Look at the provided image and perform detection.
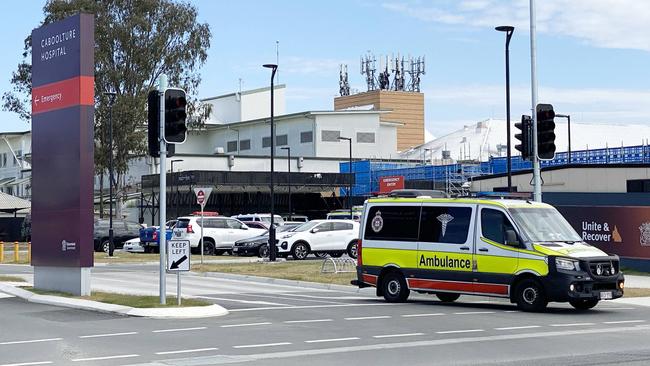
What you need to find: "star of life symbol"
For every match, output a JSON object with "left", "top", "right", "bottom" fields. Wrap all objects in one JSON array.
[
  {"left": 437, "top": 214, "right": 454, "bottom": 237},
  {"left": 640, "top": 222, "right": 650, "bottom": 247},
  {"left": 371, "top": 211, "right": 384, "bottom": 233}
]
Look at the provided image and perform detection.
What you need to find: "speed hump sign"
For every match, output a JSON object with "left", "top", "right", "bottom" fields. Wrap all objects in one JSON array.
[
  {"left": 167, "top": 240, "right": 190, "bottom": 271},
  {"left": 193, "top": 187, "right": 213, "bottom": 208}
]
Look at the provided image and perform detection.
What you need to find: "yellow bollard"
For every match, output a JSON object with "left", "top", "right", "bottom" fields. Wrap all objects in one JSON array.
[
  {"left": 0, "top": 241, "right": 3, "bottom": 263},
  {"left": 28, "top": 242, "right": 31, "bottom": 262},
  {"left": 14, "top": 242, "right": 19, "bottom": 262}
]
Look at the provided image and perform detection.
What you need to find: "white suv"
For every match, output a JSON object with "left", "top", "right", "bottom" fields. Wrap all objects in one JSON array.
[
  {"left": 174, "top": 216, "right": 266, "bottom": 255},
  {"left": 232, "top": 213, "right": 285, "bottom": 227},
  {"left": 275, "top": 219, "right": 360, "bottom": 260}
]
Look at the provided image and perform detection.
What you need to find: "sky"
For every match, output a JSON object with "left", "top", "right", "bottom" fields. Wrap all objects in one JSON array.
[{"left": 2, "top": 0, "right": 649, "bottom": 140}]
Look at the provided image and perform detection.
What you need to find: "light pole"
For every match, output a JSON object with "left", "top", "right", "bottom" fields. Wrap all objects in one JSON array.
[
  {"left": 555, "top": 114, "right": 571, "bottom": 163},
  {"left": 171, "top": 159, "right": 183, "bottom": 219},
  {"left": 338, "top": 136, "right": 353, "bottom": 218},
  {"left": 263, "top": 63, "right": 278, "bottom": 261},
  {"left": 280, "top": 147, "right": 291, "bottom": 221},
  {"left": 496, "top": 25, "right": 515, "bottom": 192},
  {"left": 104, "top": 91, "right": 116, "bottom": 257}
]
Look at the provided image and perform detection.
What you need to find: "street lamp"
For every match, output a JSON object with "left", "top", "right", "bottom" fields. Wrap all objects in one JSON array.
[
  {"left": 496, "top": 25, "right": 515, "bottom": 191},
  {"left": 104, "top": 91, "right": 116, "bottom": 257},
  {"left": 171, "top": 159, "right": 184, "bottom": 219},
  {"left": 280, "top": 147, "right": 291, "bottom": 221},
  {"left": 338, "top": 136, "right": 353, "bottom": 218},
  {"left": 555, "top": 114, "right": 571, "bottom": 163},
  {"left": 263, "top": 63, "right": 278, "bottom": 261}
]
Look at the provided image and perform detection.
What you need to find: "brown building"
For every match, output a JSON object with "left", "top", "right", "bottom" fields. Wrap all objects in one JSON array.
[{"left": 334, "top": 90, "right": 424, "bottom": 151}]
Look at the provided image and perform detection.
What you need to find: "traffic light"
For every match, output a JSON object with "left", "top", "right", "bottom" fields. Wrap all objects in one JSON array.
[
  {"left": 147, "top": 90, "right": 174, "bottom": 157},
  {"left": 164, "top": 88, "right": 187, "bottom": 144},
  {"left": 536, "top": 103, "right": 556, "bottom": 160},
  {"left": 515, "top": 115, "right": 533, "bottom": 161}
]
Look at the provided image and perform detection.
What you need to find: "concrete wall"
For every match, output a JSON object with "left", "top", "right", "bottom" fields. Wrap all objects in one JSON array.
[
  {"left": 314, "top": 113, "right": 398, "bottom": 159},
  {"left": 203, "top": 85, "right": 286, "bottom": 125},
  {"left": 471, "top": 166, "right": 650, "bottom": 193}
]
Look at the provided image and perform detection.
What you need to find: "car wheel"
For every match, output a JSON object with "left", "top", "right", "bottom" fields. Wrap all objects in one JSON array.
[
  {"left": 347, "top": 241, "right": 358, "bottom": 259},
  {"left": 515, "top": 278, "right": 548, "bottom": 312},
  {"left": 102, "top": 241, "right": 111, "bottom": 253},
  {"left": 291, "top": 242, "right": 310, "bottom": 260},
  {"left": 258, "top": 245, "right": 269, "bottom": 258},
  {"left": 436, "top": 292, "right": 461, "bottom": 302},
  {"left": 569, "top": 298, "right": 599, "bottom": 311},
  {"left": 202, "top": 240, "right": 216, "bottom": 256},
  {"left": 381, "top": 271, "right": 410, "bottom": 303}
]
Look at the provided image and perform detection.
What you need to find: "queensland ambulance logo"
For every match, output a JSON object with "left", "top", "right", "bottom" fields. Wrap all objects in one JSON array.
[
  {"left": 437, "top": 214, "right": 454, "bottom": 237},
  {"left": 371, "top": 211, "right": 384, "bottom": 233},
  {"left": 640, "top": 222, "right": 650, "bottom": 247}
]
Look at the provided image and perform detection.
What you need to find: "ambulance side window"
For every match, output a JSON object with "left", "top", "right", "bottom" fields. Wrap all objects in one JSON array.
[
  {"left": 419, "top": 206, "right": 472, "bottom": 244},
  {"left": 364, "top": 205, "right": 420, "bottom": 242},
  {"left": 481, "top": 208, "right": 516, "bottom": 245}
]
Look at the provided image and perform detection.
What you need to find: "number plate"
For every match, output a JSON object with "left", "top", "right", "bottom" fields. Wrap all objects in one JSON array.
[
  {"left": 232, "top": 248, "right": 239, "bottom": 252},
  {"left": 600, "top": 291, "right": 613, "bottom": 300}
]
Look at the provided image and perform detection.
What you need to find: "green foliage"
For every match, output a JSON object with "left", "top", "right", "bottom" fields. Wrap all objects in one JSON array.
[{"left": 2, "top": 0, "right": 212, "bottom": 179}]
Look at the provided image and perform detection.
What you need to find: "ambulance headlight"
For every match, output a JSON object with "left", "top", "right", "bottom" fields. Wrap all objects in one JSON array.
[{"left": 555, "top": 258, "right": 580, "bottom": 271}]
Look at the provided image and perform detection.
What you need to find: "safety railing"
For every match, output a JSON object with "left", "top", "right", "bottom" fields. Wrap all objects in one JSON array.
[
  {"left": 320, "top": 257, "right": 357, "bottom": 274},
  {"left": 0, "top": 242, "right": 31, "bottom": 263}
]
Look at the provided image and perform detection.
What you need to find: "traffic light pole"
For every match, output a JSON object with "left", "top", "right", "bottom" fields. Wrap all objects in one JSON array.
[
  {"left": 529, "top": 0, "right": 542, "bottom": 202},
  {"left": 158, "top": 74, "right": 168, "bottom": 305}
]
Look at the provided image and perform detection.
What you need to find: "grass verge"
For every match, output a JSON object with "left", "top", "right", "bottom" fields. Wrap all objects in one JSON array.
[
  {"left": 192, "top": 260, "right": 356, "bottom": 286},
  {"left": 0, "top": 275, "right": 25, "bottom": 282},
  {"left": 25, "top": 287, "right": 211, "bottom": 308},
  {"left": 620, "top": 267, "right": 650, "bottom": 277},
  {"left": 622, "top": 288, "right": 650, "bottom": 298}
]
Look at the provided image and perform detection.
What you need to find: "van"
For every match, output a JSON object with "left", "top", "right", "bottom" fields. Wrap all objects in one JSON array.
[{"left": 353, "top": 190, "right": 625, "bottom": 311}]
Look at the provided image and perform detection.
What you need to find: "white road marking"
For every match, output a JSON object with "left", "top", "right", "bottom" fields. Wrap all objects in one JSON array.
[
  {"left": 603, "top": 320, "right": 645, "bottom": 324},
  {"left": 280, "top": 293, "right": 369, "bottom": 301},
  {"left": 155, "top": 347, "right": 217, "bottom": 355},
  {"left": 436, "top": 329, "right": 484, "bottom": 334},
  {"left": 194, "top": 296, "right": 288, "bottom": 306},
  {"left": 549, "top": 323, "right": 595, "bottom": 327},
  {"left": 284, "top": 319, "right": 333, "bottom": 324},
  {"left": 503, "top": 310, "right": 520, "bottom": 313},
  {"left": 495, "top": 325, "right": 542, "bottom": 331},
  {"left": 305, "top": 337, "right": 360, "bottom": 343},
  {"left": 79, "top": 332, "right": 138, "bottom": 339},
  {"left": 0, "top": 338, "right": 62, "bottom": 345},
  {"left": 233, "top": 342, "right": 291, "bottom": 349},
  {"left": 71, "top": 354, "right": 139, "bottom": 362},
  {"left": 601, "top": 307, "right": 637, "bottom": 310},
  {"left": 401, "top": 313, "right": 445, "bottom": 318},
  {"left": 0, "top": 362, "right": 52, "bottom": 366},
  {"left": 228, "top": 303, "right": 399, "bottom": 312},
  {"left": 152, "top": 327, "right": 207, "bottom": 333},
  {"left": 454, "top": 311, "right": 496, "bottom": 315},
  {"left": 344, "top": 316, "right": 391, "bottom": 321},
  {"left": 221, "top": 322, "right": 272, "bottom": 328},
  {"left": 373, "top": 333, "right": 425, "bottom": 339},
  {"left": 236, "top": 293, "right": 345, "bottom": 305}
]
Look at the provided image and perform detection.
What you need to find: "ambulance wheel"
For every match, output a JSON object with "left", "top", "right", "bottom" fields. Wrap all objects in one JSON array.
[
  {"left": 436, "top": 293, "right": 461, "bottom": 302},
  {"left": 381, "top": 272, "right": 410, "bottom": 303},
  {"left": 515, "top": 278, "right": 548, "bottom": 312},
  {"left": 569, "top": 298, "right": 599, "bottom": 310}
]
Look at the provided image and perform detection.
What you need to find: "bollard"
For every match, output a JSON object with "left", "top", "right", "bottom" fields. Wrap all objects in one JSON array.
[
  {"left": 0, "top": 241, "right": 3, "bottom": 263},
  {"left": 14, "top": 241, "right": 19, "bottom": 262},
  {"left": 27, "top": 242, "right": 31, "bottom": 263}
]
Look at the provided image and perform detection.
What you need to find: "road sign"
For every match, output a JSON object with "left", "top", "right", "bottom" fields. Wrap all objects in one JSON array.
[
  {"left": 166, "top": 240, "right": 190, "bottom": 272},
  {"left": 193, "top": 187, "right": 212, "bottom": 208}
]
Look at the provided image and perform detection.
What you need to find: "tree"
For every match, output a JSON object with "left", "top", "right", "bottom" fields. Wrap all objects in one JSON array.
[{"left": 2, "top": 0, "right": 212, "bottom": 216}]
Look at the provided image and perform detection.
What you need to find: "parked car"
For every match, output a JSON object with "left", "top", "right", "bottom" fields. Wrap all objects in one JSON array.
[
  {"left": 275, "top": 219, "right": 360, "bottom": 260},
  {"left": 232, "top": 223, "right": 301, "bottom": 257},
  {"left": 232, "top": 214, "right": 285, "bottom": 227},
  {"left": 326, "top": 209, "right": 362, "bottom": 221},
  {"left": 282, "top": 214, "right": 309, "bottom": 223},
  {"left": 139, "top": 220, "right": 177, "bottom": 253},
  {"left": 241, "top": 221, "right": 269, "bottom": 230},
  {"left": 174, "top": 216, "right": 266, "bottom": 255},
  {"left": 122, "top": 237, "right": 144, "bottom": 253},
  {"left": 93, "top": 219, "right": 143, "bottom": 252}
]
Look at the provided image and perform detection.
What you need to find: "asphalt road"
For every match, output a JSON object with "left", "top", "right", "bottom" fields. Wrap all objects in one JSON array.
[{"left": 1, "top": 264, "right": 650, "bottom": 365}]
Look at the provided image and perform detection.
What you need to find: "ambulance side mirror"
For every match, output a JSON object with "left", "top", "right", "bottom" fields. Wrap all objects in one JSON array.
[{"left": 505, "top": 230, "right": 519, "bottom": 247}]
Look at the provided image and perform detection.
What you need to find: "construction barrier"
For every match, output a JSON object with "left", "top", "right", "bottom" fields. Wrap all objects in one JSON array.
[
  {"left": 0, "top": 241, "right": 3, "bottom": 262},
  {"left": 13, "top": 242, "right": 19, "bottom": 262}
]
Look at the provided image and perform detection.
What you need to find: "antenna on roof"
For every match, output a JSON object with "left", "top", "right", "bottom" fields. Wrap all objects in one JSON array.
[
  {"left": 360, "top": 52, "right": 377, "bottom": 91},
  {"left": 339, "top": 64, "right": 350, "bottom": 96}
]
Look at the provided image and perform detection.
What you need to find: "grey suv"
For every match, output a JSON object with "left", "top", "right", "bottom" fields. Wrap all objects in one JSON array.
[{"left": 93, "top": 219, "right": 142, "bottom": 252}]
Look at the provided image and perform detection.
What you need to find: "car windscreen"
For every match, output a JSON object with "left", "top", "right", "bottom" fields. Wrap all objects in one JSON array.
[
  {"left": 175, "top": 219, "right": 190, "bottom": 229},
  {"left": 508, "top": 207, "right": 582, "bottom": 243}
]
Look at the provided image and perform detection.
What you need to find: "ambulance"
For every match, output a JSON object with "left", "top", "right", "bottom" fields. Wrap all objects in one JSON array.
[{"left": 353, "top": 190, "right": 625, "bottom": 311}]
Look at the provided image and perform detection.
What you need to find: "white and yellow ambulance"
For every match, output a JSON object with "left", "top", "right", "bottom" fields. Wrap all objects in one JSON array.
[{"left": 353, "top": 190, "right": 625, "bottom": 311}]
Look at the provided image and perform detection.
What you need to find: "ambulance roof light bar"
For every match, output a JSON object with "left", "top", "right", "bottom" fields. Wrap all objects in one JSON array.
[{"left": 388, "top": 189, "right": 449, "bottom": 199}]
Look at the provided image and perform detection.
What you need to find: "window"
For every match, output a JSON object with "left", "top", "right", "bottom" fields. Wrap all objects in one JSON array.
[
  {"left": 240, "top": 139, "right": 251, "bottom": 151},
  {"left": 227, "top": 140, "right": 238, "bottom": 153},
  {"left": 628, "top": 179, "right": 650, "bottom": 193},
  {"left": 262, "top": 136, "right": 272, "bottom": 148},
  {"left": 315, "top": 222, "right": 333, "bottom": 232},
  {"left": 364, "top": 205, "right": 420, "bottom": 242},
  {"left": 357, "top": 132, "right": 375, "bottom": 143},
  {"left": 419, "top": 206, "right": 471, "bottom": 244},
  {"left": 205, "top": 219, "right": 228, "bottom": 229},
  {"left": 332, "top": 222, "right": 353, "bottom": 231},
  {"left": 226, "top": 219, "right": 243, "bottom": 229},
  {"left": 481, "top": 208, "right": 516, "bottom": 245},
  {"left": 300, "top": 131, "right": 313, "bottom": 143},
  {"left": 276, "top": 134, "right": 288, "bottom": 146},
  {"left": 321, "top": 130, "right": 341, "bottom": 142}
]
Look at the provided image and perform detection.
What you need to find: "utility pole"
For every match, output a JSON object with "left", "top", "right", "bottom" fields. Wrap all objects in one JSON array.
[
  {"left": 529, "top": 0, "right": 542, "bottom": 202},
  {"left": 158, "top": 74, "right": 167, "bottom": 305}
]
